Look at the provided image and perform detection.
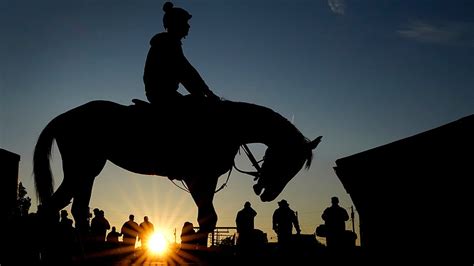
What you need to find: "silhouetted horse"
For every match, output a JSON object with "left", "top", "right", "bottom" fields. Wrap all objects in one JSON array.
[{"left": 33, "top": 97, "right": 320, "bottom": 243}]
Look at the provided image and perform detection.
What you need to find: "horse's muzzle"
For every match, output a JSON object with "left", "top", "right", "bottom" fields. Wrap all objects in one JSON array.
[{"left": 253, "top": 183, "right": 263, "bottom": 196}]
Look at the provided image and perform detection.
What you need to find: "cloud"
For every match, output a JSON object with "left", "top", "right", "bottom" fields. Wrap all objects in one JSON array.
[
  {"left": 328, "top": 0, "right": 345, "bottom": 15},
  {"left": 397, "top": 21, "right": 474, "bottom": 47}
]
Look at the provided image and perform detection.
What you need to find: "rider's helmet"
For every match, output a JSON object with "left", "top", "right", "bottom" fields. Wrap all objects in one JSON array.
[{"left": 162, "top": 2, "right": 192, "bottom": 30}]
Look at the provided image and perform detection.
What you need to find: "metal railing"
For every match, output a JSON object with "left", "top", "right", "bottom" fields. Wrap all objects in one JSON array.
[{"left": 194, "top": 227, "right": 238, "bottom": 247}]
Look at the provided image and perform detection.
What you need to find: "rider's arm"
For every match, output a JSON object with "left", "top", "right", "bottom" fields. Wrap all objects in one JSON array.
[{"left": 180, "top": 56, "right": 218, "bottom": 99}]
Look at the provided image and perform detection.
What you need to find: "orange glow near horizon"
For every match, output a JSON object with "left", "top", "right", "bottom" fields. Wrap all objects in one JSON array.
[{"left": 147, "top": 231, "right": 169, "bottom": 256}]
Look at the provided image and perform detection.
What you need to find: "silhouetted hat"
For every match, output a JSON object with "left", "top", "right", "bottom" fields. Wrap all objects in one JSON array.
[
  {"left": 162, "top": 2, "right": 192, "bottom": 29},
  {"left": 278, "top": 199, "right": 289, "bottom": 206}
]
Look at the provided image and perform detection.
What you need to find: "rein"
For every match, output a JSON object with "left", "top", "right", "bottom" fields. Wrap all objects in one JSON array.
[
  {"left": 171, "top": 144, "right": 263, "bottom": 194},
  {"left": 233, "top": 144, "right": 262, "bottom": 181}
]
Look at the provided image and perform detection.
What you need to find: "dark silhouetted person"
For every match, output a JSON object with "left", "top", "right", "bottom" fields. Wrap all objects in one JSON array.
[
  {"left": 90, "top": 208, "right": 100, "bottom": 238},
  {"left": 322, "top": 196, "right": 349, "bottom": 249},
  {"left": 235, "top": 201, "right": 257, "bottom": 248},
  {"left": 60, "top": 209, "right": 74, "bottom": 229},
  {"left": 59, "top": 209, "right": 75, "bottom": 244},
  {"left": 90, "top": 208, "right": 111, "bottom": 247},
  {"left": 121, "top": 214, "right": 140, "bottom": 250},
  {"left": 180, "top": 221, "right": 198, "bottom": 249},
  {"left": 139, "top": 216, "right": 155, "bottom": 249},
  {"left": 58, "top": 209, "right": 76, "bottom": 264},
  {"left": 272, "top": 199, "right": 300, "bottom": 250},
  {"left": 143, "top": 1, "right": 219, "bottom": 105},
  {"left": 106, "top": 226, "right": 122, "bottom": 248}
]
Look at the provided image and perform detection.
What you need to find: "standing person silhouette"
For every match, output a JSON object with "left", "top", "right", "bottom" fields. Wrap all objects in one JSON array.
[
  {"left": 322, "top": 196, "right": 349, "bottom": 249},
  {"left": 235, "top": 201, "right": 257, "bottom": 248},
  {"left": 58, "top": 209, "right": 75, "bottom": 263},
  {"left": 143, "top": 1, "right": 219, "bottom": 106},
  {"left": 180, "top": 221, "right": 198, "bottom": 249},
  {"left": 139, "top": 216, "right": 155, "bottom": 249},
  {"left": 106, "top": 226, "right": 122, "bottom": 248},
  {"left": 59, "top": 209, "right": 74, "bottom": 229},
  {"left": 272, "top": 199, "right": 300, "bottom": 250},
  {"left": 121, "top": 214, "right": 140, "bottom": 251}
]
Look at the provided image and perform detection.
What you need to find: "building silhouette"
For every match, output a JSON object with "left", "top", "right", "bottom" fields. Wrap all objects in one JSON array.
[
  {"left": 0, "top": 148, "right": 20, "bottom": 220},
  {"left": 334, "top": 114, "right": 473, "bottom": 262}
]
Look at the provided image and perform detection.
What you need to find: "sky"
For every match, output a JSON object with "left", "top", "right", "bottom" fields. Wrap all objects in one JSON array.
[{"left": 1, "top": 0, "right": 473, "bottom": 245}]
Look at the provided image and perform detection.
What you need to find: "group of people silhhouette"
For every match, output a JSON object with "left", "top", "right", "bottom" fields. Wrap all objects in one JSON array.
[
  {"left": 84, "top": 210, "right": 157, "bottom": 251},
  {"left": 50, "top": 209, "right": 156, "bottom": 263},
  {"left": 14, "top": 198, "right": 351, "bottom": 264},
  {"left": 116, "top": 214, "right": 156, "bottom": 251},
  {"left": 233, "top": 197, "right": 354, "bottom": 258},
  {"left": 90, "top": 208, "right": 111, "bottom": 249},
  {"left": 235, "top": 199, "right": 298, "bottom": 249},
  {"left": 8, "top": 205, "right": 156, "bottom": 264}
]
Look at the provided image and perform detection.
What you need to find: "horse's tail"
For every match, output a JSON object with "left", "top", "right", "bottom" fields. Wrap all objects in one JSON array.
[{"left": 33, "top": 118, "right": 57, "bottom": 205}]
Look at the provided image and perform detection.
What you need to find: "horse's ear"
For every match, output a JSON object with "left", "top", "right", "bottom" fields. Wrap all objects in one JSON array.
[{"left": 309, "top": 136, "right": 322, "bottom": 150}]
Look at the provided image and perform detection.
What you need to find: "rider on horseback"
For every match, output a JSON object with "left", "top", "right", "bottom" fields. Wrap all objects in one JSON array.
[{"left": 143, "top": 2, "right": 219, "bottom": 105}]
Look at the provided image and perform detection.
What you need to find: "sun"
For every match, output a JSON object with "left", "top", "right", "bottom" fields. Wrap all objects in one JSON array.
[{"left": 147, "top": 231, "right": 169, "bottom": 255}]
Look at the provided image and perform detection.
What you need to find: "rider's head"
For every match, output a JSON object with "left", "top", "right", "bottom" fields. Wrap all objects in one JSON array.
[{"left": 162, "top": 2, "right": 191, "bottom": 39}]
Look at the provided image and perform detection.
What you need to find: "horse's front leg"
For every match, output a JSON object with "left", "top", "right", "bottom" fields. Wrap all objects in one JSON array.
[{"left": 185, "top": 176, "right": 218, "bottom": 246}]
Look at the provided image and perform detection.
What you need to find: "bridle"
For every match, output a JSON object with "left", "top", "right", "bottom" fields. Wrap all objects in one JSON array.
[
  {"left": 171, "top": 144, "right": 264, "bottom": 193},
  {"left": 233, "top": 144, "right": 263, "bottom": 181}
]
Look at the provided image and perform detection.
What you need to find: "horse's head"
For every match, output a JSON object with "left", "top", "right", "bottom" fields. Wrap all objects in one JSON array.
[{"left": 253, "top": 136, "right": 321, "bottom": 201}]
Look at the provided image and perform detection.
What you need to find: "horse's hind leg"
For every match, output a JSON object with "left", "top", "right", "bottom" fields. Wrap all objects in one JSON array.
[
  {"left": 64, "top": 156, "right": 106, "bottom": 233},
  {"left": 48, "top": 154, "right": 86, "bottom": 213},
  {"left": 40, "top": 160, "right": 77, "bottom": 223},
  {"left": 71, "top": 176, "right": 95, "bottom": 233},
  {"left": 47, "top": 179, "right": 74, "bottom": 214}
]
